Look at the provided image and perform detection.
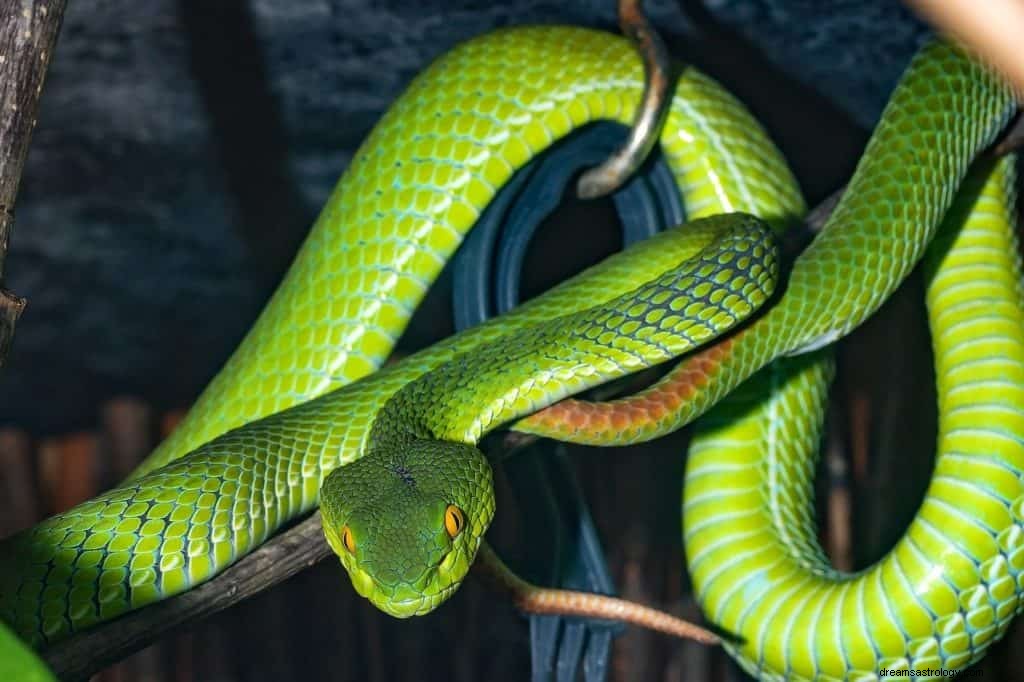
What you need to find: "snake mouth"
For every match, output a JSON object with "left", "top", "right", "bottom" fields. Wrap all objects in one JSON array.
[
  {"left": 368, "top": 575, "right": 463, "bottom": 618},
  {"left": 341, "top": 540, "right": 476, "bottom": 618},
  {"left": 343, "top": 557, "right": 465, "bottom": 618},
  {"left": 385, "top": 581, "right": 462, "bottom": 617}
]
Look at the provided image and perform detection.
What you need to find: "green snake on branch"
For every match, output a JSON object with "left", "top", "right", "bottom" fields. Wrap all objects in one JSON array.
[{"left": 1, "top": 21, "right": 1022, "bottom": 681}]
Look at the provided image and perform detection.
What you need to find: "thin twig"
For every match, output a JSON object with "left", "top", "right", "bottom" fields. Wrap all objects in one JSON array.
[
  {"left": 992, "top": 113, "right": 1024, "bottom": 157},
  {"left": 0, "top": 2, "right": 66, "bottom": 680},
  {"left": 0, "top": 0, "right": 66, "bottom": 364}
]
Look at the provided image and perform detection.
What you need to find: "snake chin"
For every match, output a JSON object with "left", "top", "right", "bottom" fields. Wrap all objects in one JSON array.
[
  {"left": 347, "top": 551, "right": 473, "bottom": 618},
  {"left": 338, "top": 536, "right": 480, "bottom": 618}
]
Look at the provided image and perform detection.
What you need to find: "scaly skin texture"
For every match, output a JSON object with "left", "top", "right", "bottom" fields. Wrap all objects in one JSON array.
[
  {"left": 128, "top": 25, "right": 801, "bottom": 480},
  {"left": 321, "top": 215, "right": 778, "bottom": 616},
  {"left": 514, "top": 40, "right": 1017, "bottom": 444},
  {"left": 685, "top": 157, "right": 1024, "bottom": 679},
  {"left": 0, "top": 26, "right": 803, "bottom": 645},
  {"left": 512, "top": 38, "right": 1024, "bottom": 679}
]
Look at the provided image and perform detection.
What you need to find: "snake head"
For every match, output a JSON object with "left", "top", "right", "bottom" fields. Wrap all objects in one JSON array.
[{"left": 320, "top": 438, "right": 495, "bottom": 617}]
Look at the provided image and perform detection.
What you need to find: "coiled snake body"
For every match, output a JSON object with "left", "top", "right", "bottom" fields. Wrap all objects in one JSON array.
[{"left": 1, "top": 25, "right": 1021, "bottom": 680}]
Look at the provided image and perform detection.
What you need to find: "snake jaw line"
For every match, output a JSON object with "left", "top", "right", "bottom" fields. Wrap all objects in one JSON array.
[{"left": 342, "top": 542, "right": 478, "bottom": 619}]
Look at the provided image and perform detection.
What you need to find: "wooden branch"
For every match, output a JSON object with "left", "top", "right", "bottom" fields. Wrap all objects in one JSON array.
[
  {"left": 0, "top": 0, "right": 67, "bottom": 365},
  {"left": 0, "top": 2, "right": 65, "bottom": 680},
  {"left": 42, "top": 511, "right": 332, "bottom": 681}
]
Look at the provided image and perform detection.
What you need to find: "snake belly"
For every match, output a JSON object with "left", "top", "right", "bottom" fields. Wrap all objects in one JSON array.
[
  {"left": 0, "top": 27, "right": 802, "bottom": 646},
  {"left": 686, "top": 157, "right": 1024, "bottom": 679}
]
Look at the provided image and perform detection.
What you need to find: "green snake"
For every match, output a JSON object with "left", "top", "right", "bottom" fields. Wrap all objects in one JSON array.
[{"left": 1, "top": 23, "right": 1021, "bottom": 680}]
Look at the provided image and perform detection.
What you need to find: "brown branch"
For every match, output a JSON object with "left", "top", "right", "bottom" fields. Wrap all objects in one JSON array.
[
  {"left": 0, "top": 0, "right": 66, "bottom": 365},
  {"left": 42, "top": 511, "right": 333, "bottom": 681}
]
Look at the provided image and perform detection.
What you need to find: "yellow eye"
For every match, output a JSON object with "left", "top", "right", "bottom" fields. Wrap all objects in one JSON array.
[
  {"left": 444, "top": 505, "right": 465, "bottom": 538},
  {"left": 341, "top": 525, "right": 356, "bottom": 554}
]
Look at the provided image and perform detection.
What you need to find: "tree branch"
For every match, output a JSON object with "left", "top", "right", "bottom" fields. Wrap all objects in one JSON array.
[
  {"left": 0, "top": 3, "right": 66, "bottom": 679},
  {"left": 0, "top": 0, "right": 66, "bottom": 365},
  {"left": 42, "top": 512, "right": 332, "bottom": 681}
]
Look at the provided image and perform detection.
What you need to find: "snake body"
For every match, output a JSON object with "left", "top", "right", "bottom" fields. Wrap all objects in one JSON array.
[
  {"left": 687, "top": 156, "right": 1024, "bottom": 678},
  {"left": 0, "top": 26, "right": 800, "bottom": 644},
  {"left": 1, "top": 24, "right": 1021, "bottom": 681},
  {"left": 511, "top": 39, "right": 1024, "bottom": 677}
]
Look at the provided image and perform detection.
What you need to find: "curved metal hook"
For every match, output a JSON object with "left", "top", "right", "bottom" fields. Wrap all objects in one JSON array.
[{"left": 576, "top": 0, "right": 672, "bottom": 199}]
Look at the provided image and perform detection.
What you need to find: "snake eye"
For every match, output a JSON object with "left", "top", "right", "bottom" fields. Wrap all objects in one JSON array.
[
  {"left": 444, "top": 505, "right": 465, "bottom": 538},
  {"left": 341, "top": 525, "right": 356, "bottom": 554}
]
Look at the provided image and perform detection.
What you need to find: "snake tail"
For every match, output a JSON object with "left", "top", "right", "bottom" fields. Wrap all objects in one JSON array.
[{"left": 475, "top": 543, "right": 721, "bottom": 645}]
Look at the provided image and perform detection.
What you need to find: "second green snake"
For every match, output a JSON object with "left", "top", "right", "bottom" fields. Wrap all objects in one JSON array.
[{"left": 1, "top": 25, "right": 1021, "bottom": 680}]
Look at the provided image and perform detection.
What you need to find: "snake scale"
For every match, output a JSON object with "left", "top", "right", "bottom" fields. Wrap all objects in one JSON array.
[{"left": 1, "top": 24, "right": 1021, "bottom": 680}]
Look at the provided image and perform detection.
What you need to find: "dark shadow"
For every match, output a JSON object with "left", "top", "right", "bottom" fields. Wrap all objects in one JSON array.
[
  {"left": 676, "top": 0, "right": 869, "bottom": 203},
  {"left": 176, "top": 0, "right": 314, "bottom": 285}
]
